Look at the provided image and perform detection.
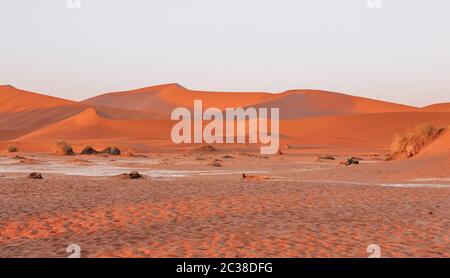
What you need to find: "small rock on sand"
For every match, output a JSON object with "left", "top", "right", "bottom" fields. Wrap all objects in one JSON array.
[
  {"left": 27, "top": 172, "right": 43, "bottom": 179},
  {"left": 344, "top": 157, "right": 360, "bottom": 166},
  {"left": 116, "top": 171, "right": 143, "bottom": 179}
]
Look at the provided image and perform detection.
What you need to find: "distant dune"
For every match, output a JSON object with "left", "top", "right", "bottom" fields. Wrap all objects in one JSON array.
[
  {"left": 0, "top": 85, "right": 86, "bottom": 140},
  {"left": 83, "top": 84, "right": 417, "bottom": 119},
  {"left": 0, "top": 85, "right": 75, "bottom": 112},
  {"left": 83, "top": 83, "right": 281, "bottom": 115},
  {"left": 0, "top": 85, "right": 165, "bottom": 140},
  {"left": 422, "top": 103, "right": 450, "bottom": 112},
  {"left": 1, "top": 83, "right": 450, "bottom": 153},
  {"left": 281, "top": 112, "right": 450, "bottom": 149},
  {"left": 249, "top": 90, "right": 417, "bottom": 120},
  {"left": 18, "top": 107, "right": 172, "bottom": 142}
]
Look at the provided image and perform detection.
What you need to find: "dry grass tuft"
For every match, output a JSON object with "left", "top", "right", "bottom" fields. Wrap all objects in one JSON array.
[
  {"left": 80, "top": 145, "right": 98, "bottom": 155},
  {"left": 389, "top": 123, "right": 444, "bottom": 159},
  {"left": 102, "top": 146, "right": 121, "bottom": 156},
  {"left": 7, "top": 145, "right": 18, "bottom": 153},
  {"left": 54, "top": 141, "right": 74, "bottom": 155}
]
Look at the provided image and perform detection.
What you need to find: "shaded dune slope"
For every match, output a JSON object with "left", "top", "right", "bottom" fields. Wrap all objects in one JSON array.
[
  {"left": 83, "top": 84, "right": 418, "bottom": 120},
  {"left": 281, "top": 112, "right": 450, "bottom": 148},
  {"left": 18, "top": 108, "right": 172, "bottom": 141},
  {"left": 417, "top": 127, "right": 450, "bottom": 157}
]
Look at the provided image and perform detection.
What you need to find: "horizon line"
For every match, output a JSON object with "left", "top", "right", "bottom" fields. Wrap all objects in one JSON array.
[{"left": 1, "top": 83, "right": 448, "bottom": 109}]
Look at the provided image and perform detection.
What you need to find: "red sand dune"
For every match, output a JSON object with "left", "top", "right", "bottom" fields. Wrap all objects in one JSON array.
[
  {"left": 16, "top": 110, "right": 450, "bottom": 153},
  {"left": 158, "top": 87, "right": 279, "bottom": 110},
  {"left": 82, "top": 84, "right": 183, "bottom": 116},
  {"left": 0, "top": 85, "right": 166, "bottom": 140},
  {"left": 83, "top": 83, "right": 281, "bottom": 115},
  {"left": 0, "top": 85, "right": 75, "bottom": 112},
  {"left": 280, "top": 112, "right": 450, "bottom": 149},
  {"left": 2, "top": 83, "right": 450, "bottom": 153},
  {"left": 83, "top": 84, "right": 418, "bottom": 119},
  {"left": 422, "top": 103, "right": 450, "bottom": 112},
  {"left": 18, "top": 107, "right": 172, "bottom": 142},
  {"left": 0, "top": 85, "right": 86, "bottom": 140},
  {"left": 252, "top": 90, "right": 417, "bottom": 119}
]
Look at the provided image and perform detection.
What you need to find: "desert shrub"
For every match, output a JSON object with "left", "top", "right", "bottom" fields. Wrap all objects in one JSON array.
[
  {"left": 54, "top": 141, "right": 74, "bottom": 155},
  {"left": 7, "top": 145, "right": 18, "bottom": 153},
  {"left": 102, "top": 146, "right": 121, "bottom": 155},
  {"left": 389, "top": 123, "right": 444, "bottom": 159},
  {"left": 116, "top": 171, "right": 143, "bottom": 180},
  {"left": 80, "top": 145, "right": 98, "bottom": 155},
  {"left": 28, "top": 172, "right": 43, "bottom": 179},
  {"left": 128, "top": 171, "right": 142, "bottom": 179}
]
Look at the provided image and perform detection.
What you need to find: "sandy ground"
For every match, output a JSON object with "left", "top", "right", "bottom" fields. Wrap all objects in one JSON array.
[{"left": 0, "top": 151, "right": 449, "bottom": 258}]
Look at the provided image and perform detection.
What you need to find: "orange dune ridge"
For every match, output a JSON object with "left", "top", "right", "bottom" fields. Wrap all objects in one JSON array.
[
  {"left": 0, "top": 85, "right": 166, "bottom": 141},
  {"left": 422, "top": 102, "right": 450, "bottom": 112},
  {"left": 0, "top": 85, "right": 85, "bottom": 140},
  {"left": 83, "top": 83, "right": 418, "bottom": 119},
  {"left": 280, "top": 112, "right": 450, "bottom": 150},
  {"left": 83, "top": 83, "right": 280, "bottom": 114},
  {"left": 17, "top": 108, "right": 172, "bottom": 142},
  {"left": 1, "top": 83, "right": 450, "bottom": 153},
  {"left": 0, "top": 85, "right": 75, "bottom": 112}
]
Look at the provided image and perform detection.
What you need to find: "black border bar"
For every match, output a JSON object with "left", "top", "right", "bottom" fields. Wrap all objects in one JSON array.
[{"left": 0, "top": 259, "right": 449, "bottom": 276}]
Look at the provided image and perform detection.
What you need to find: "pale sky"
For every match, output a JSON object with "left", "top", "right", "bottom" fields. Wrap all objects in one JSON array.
[{"left": 0, "top": 0, "right": 449, "bottom": 106}]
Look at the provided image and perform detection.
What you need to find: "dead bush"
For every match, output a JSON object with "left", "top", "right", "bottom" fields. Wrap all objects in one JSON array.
[
  {"left": 80, "top": 145, "right": 98, "bottom": 155},
  {"left": 54, "top": 141, "right": 74, "bottom": 155},
  {"left": 102, "top": 146, "right": 121, "bottom": 156},
  {"left": 389, "top": 123, "right": 444, "bottom": 159},
  {"left": 7, "top": 145, "right": 18, "bottom": 153}
]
